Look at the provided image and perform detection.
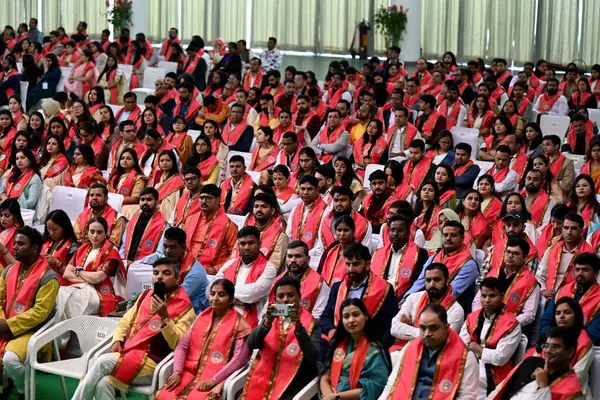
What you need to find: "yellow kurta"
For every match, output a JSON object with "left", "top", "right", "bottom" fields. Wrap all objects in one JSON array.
[
  {"left": 349, "top": 121, "right": 368, "bottom": 145},
  {"left": 110, "top": 292, "right": 195, "bottom": 377},
  {"left": 0, "top": 268, "right": 59, "bottom": 361}
]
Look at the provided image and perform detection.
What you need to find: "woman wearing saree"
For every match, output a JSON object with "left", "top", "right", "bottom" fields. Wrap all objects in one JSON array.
[
  {"left": 318, "top": 215, "right": 356, "bottom": 286},
  {"left": 157, "top": 279, "right": 252, "bottom": 400},
  {"left": 250, "top": 126, "right": 279, "bottom": 184},
  {"left": 0, "top": 148, "right": 42, "bottom": 210},
  {"left": 41, "top": 209, "right": 79, "bottom": 286},
  {"left": 97, "top": 55, "right": 126, "bottom": 105},
  {"left": 412, "top": 182, "right": 442, "bottom": 243},
  {"left": 64, "top": 144, "right": 106, "bottom": 189},
  {"left": 165, "top": 116, "right": 194, "bottom": 166},
  {"left": 108, "top": 148, "right": 147, "bottom": 220},
  {"left": 186, "top": 135, "right": 220, "bottom": 185},
  {"left": 63, "top": 49, "right": 98, "bottom": 99},
  {"left": 455, "top": 189, "right": 491, "bottom": 249},
  {"left": 34, "top": 134, "right": 70, "bottom": 223},
  {"left": 320, "top": 298, "right": 391, "bottom": 400},
  {"left": 151, "top": 149, "right": 184, "bottom": 221},
  {"left": 0, "top": 198, "right": 24, "bottom": 268},
  {"left": 352, "top": 119, "right": 388, "bottom": 181}
]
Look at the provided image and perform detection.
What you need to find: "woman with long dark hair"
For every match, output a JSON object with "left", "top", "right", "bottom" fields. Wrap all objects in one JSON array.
[
  {"left": 0, "top": 148, "right": 42, "bottom": 209},
  {"left": 413, "top": 182, "right": 442, "bottom": 242},
  {"left": 203, "top": 119, "right": 228, "bottom": 176},
  {"left": 87, "top": 85, "right": 106, "bottom": 120},
  {"left": 352, "top": 119, "right": 388, "bottom": 180},
  {"left": 8, "top": 95, "right": 28, "bottom": 131},
  {"left": 568, "top": 174, "right": 600, "bottom": 231},
  {"left": 334, "top": 156, "right": 365, "bottom": 210},
  {"left": 98, "top": 54, "right": 126, "bottom": 104},
  {"left": 64, "top": 143, "right": 106, "bottom": 189},
  {"left": 522, "top": 122, "right": 544, "bottom": 158},
  {"left": 489, "top": 192, "right": 536, "bottom": 245},
  {"left": 499, "top": 99, "right": 525, "bottom": 137},
  {"left": 477, "top": 174, "right": 503, "bottom": 223},
  {"left": 186, "top": 135, "right": 220, "bottom": 185},
  {"left": 137, "top": 107, "right": 165, "bottom": 139},
  {"left": 126, "top": 39, "right": 147, "bottom": 90},
  {"left": 320, "top": 298, "right": 391, "bottom": 400},
  {"left": 34, "top": 134, "right": 71, "bottom": 223},
  {"left": 27, "top": 111, "right": 46, "bottom": 154},
  {"left": 151, "top": 149, "right": 184, "bottom": 220},
  {"left": 464, "top": 94, "right": 495, "bottom": 137},
  {"left": 455, "top": 188, "right": 490, "bottom": 249},
  {"left": 434, "top": 164, "right": 457, "bottom": 209},
  {"left": 66, "top": 99, "right": 93, "bottom": 140},
  {"left": 250, "top": 126, "right": 278, "bottom": 178},
  {"left": 479, "top": 115, "right": 514, "bottom": 161},
  {"left": 0, "top": 198, "right": 24, "bottom": 267},
  {"left": 42, "top": 209, "right": 79, "bottom": 285},
  {"left": 108, "top": 148, "right": 146, "bottom": 205},
  {"left": 425, "top": 129, "right": 455, "bottom": 165},
  {"left": 384, "top": 159, "right": 413, "bottom": 201},
  {"left": 0, "top": 130, "right": 30, "bottom": 177},
  {"left": 64, "top": 49, "right": 98, "bottom": 99},
  {"left": 318, "top": 215, "right": 356, "bottom": 286},
  {"left": 165, "top": 116, "right": 193, "bottom": 165},
  {"left": 581, "top": 139, "right": 600, "bottom": 194},
  {"left": 272, "top": 164, "right": 298, "bottom": 210},
  {"left": 290, "top": 147, "right": 318, "bottom": 189}
]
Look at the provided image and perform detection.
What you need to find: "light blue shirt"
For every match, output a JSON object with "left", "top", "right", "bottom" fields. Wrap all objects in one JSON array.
[
  {"left": 182, "top": 260, "right": 209, "bottom": 314},
  {"left": 347, "top": 276, "right": 369, "bottom": 299},
  {"left": 0, "top": 173, "right": 42, "bottom": 210}
]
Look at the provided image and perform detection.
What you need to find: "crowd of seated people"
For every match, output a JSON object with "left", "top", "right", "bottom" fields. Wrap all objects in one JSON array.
[{"left": 1, "top": 17, "right": 600, "bottom": 399}]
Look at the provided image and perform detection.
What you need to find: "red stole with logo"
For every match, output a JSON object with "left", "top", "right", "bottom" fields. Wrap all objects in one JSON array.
[
  {"left": 403, "top": 156, "right": 432, "bottom": 190},
  {"left": 0, "top": 226, "right": 19, "bottom": 268},
  {"left": 109, "top": 288, "right": 192, "bottom": 391},
  {"left": 432, "top": 244, "right": 473, "bottom": 282},
  {"left": 318, "top": 125, "right": 345, "bottom": 164},
  {"left": 419, "top": 110, "right": 441, "bottom": 137},
  {"left": 124, "top": 211, "right": 168, "bottom": 263},
  {"left": 329, "top": 336, "right": 370, "bottom": 390},
  {"left": 482, "top": 196, "right": 503, "bottom": 223},
  {"left": 370, "top": 242, "right": 420, "bottom": 298},
  {"left": 43, "top": 155, "right": 69, "bottom": 179},
  {"left": 172, "top": 98, "right": 202, "bottom": 123},
  {"left": 250, "top": 145, "right": 278, "bottom": 172},
  {"left": 490, "top": 365, "right": 582, "bottom": 400},
  {"left": 110, "top": 139, "right": 146, "bottom": 171},
  {"left": 64, "top": 165, "right": 105, "bottom": 189},
  {"left": 566, "top": 125, "right": 594, "bottom": 154},
  {"left": 486, "top": 165, "right": 510, "bottom": 184},
  {"left": 549, "top": 153, "right": 566, "bottom": 178},
  {"left": 353, "top": 135, "right": 387, "bottom": 168},
  {"left": 538, "top": 93, "right": 561, "bottom": 112},
  {"left": 439, "top": 99, "right": 463, "bottom": 129},
  {"left": 223, "top": 253, "right": 269, "bottom": 327},
  {"left": 77, "top": 206, "right": 117, "bottom": 236},
  {"left": 222, "top": 121, "right": 250, "bottom": 147},
  {"left": 220, "top": 174, "right": 255, "bottom": 215},
  {"left": 326, "top": 82, "right": 349, "bottom": 109},
  {"left": 466, "top": 109, "right": 495, "bottom": 131},
  {"left": 269, "top": 269, "right": 324, "bottom": 313},
  {"left": 334, "top": 272, "right": 390, "bottom": 326},
  {"left": 244, "top": 214, "right": 285, "bottom": 258},
  {"left": 466, "top": 308, "right": 519, "bottom": 387},
  {"left": 72, "top": 240, "right": 123, "bottom": 315},
  {"left": 546, "top": 240, "right": 594, "bottom": 291},
  {"left": 487, "top": 265, "right": 538, "bottom": 315},
  {"left": 155, "top": 174, "right": 184, "bottom": 202},
  {"left": 243, "top": 70, "right": 264, "bottom": 91},
  {"left": 415, "top": 204, "right": 443, "bottom": 241},
  {"left": 388, "top": 329, "right": 467, "bottom": 400},
  {"left": 242, "top": 309, "right": 315, "bottom": 399},
  {"left": 276, "top": 147, "right": 301, "bottom": 173},
  {"left": 186, "top": 209, "right": 233, "bottom": 265},
  {"left": 5, "top": 170, "right": 35, "bottom": 199},
  {"left": 114, "top": 105, "right": 142, "bottom": 124},
  {"left": 386, "top": 122, "right": 418, "bottom": 152},
  {"left": 320, "top": 243, "right": 348, "bottom": 286},
  {"left": 556, "top": 281, "right": 600, "bottom": 328},
  {"left": 290, "top": 197, "right": 327, "bottom": 247},
  {"left": 109, "top": 171, "right": 139, "bottom": 197},
  {"left": 522, "top": 190, "right": 550, "bottom": 227},
  {"left": 172, "top": 191, "right": 200, "bottom": 228},
  {"left": 321, "top": 210, "right": 368, "bottom": 249}
]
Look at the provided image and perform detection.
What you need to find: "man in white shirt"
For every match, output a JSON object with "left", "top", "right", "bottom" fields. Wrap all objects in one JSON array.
[
  {"left": 484, "top": 146, "right": 519, "bottom": 197},
  {"left": 379, "top": 304, "right": 478, "bottom": 400},
  {"left": 438, "top": 82, "right": 467, "bottom": 129},
  {"left": 321, "top": 71, "right": 353, "bottom": 106},
  {"left": 460, "top": 278, "right": 522, "bottom": 399},
  {"left": 387, "top": 107, "right": 422, "bottom": 159},
  {"left": 533, "top": 77, "right": 569, "bottom": 116},
  {"left": 213, "top": 226, "right": 278, "bottom": 325},
  {"left": 260, "top": 36, "right": 282, "bottom": 72}
]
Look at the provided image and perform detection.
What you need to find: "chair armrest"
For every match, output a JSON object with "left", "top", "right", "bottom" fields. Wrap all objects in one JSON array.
[
  {"left": 293, "top": 377, "right": 320, "bottom": 400},
  {"left": 158, "top": 359, "right": 174, "bottom": 387},
  {"left": 224, "top": 366, "right": 249, "bottom": 400},
  {"left": 151, "top": 352, "right": 174, "bottom": 391}
]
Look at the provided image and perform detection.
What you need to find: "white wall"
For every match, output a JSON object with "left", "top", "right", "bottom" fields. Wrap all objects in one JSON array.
[{"left": 391, "top": 0, "right": 421, "bottom": 62}]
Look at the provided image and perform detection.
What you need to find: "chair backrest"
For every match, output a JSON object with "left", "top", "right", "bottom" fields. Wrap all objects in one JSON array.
[
  {"left": 107, "top": 192, "right": 124, "bottom": 213},
  {"left": 157, "top": 61, "right": 178, "bottom": 74},
  {"left": 225, "top": 151, "right": 252, "bottom": 178},
  {"left": 539, "top": 115, "right": 570, "bottom": 142},
  {"left": 227, "top": 213, "right": 246, "bottom": 230},
  {"left": 588, "top": 109, "right": 600, "bottom": 126},
  {"left": 20, "top": 81, "right": 28, "bottom": 109},
  {"left": 21, "top": 209, "right": 34, "bottom": 227},
  {"left": 563, "top": 152, "right": 585, "bottom": 175},
  {"left": 474, "top": 160, "right": 494, "bottom": 182},
  {"left": 57, "top": 67, "right": 72, "bottom": 92},
  {"left": 118, "top": 64, "right": 133, "bottom": 89},
  {"left": 247, "top": 171, "right": 261, "bottom": 184},
  {"left": 142, "top": 67, "right": 167, "bottom": 89},
  {"left": 363, "top": 164, "right": 385, "bottom": 191},
  {"left": 187, "top": 130, "right": 201, "bottom": 144},
  {"left": 592, "top": 346, "right": 600, "bottom": 399},
  {"left": 108, "top": 104, "right": 121, "bottom": 116},
  {"left": 126, "top": 263, "right": 154, "bottom": 299},
  {"left": 16, "top": 62, "right": 22, "bottom": 73},
  {"left": 512, "top": 334, "right": 528, "bottom": 364},
  {"left": 450, "top": 127, "right": 479, "bottom": 160},
  {"left": 49, "top": 186, "right": 88, "bottom": 222}
]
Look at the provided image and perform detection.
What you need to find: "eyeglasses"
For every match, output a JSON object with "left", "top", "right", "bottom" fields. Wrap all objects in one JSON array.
[{"left": 541, "top": 343, "right": 564, "bottom": 351}]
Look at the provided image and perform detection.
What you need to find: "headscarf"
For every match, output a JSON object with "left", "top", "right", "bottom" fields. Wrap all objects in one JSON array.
[
  {"left": 424, "top": 208, "right": 460, "bottom": 252},
  {"left": 212, "top": 38, "right": 228, "bottom": 56}
]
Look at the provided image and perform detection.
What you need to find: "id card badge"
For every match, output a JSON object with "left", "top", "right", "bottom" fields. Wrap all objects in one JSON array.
[
  {"left": 42, "top": 82, "right": 48, "bottom": 90},
  {"left": 95, "top": 326, "right": 109, "bottom": 343}
]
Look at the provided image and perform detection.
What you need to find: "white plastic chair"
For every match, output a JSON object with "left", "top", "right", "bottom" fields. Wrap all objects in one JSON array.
[
  {"left": 225, "top": 151, "right": 252, "bottom": 178},
  {"left": 474, "top": 160, "right": 494, "bottom": 183},
  {"left": 125, "top": 263, "right": 154, "bottom": 300},
  {"left": 49, "top": 186, "right": 88, "bottom": 223},
  {"left": 588, "top": 109, "right": 600, "bottom": 126},
  {"left": 450, "top": 127, "right": 479, "bottom": 160},
  {"left": 223, "top": 366, "right": 249, "bottom": 400},
  {"left": 363, "top": 164, "right": 384, "bottom": 191},
  {"left": 539, "top": 115, "right": 570, "bottom": 142},
  {"left": 57, "top": 67, "right": 72, "bottom": 92},
  {"left": 132, "top": 68, "right": 168, "bottom": 103},
  {"left": 20, "top": 81, "right": 28, "bottom": 110},
  {"left": 591, "top": 346, "right": 600, "bottom": 399},
  {"left": 293, "top": 378, "right": 319, "bottom": 400},
  {"left": 21, "top": 209, "right": 35, "bottom": 227},
  {"left": 23, "top": 316, "right": 56, "bottom": 400},
  {"left": 157, "top": 61, "right": 178, "bottom": 74},
  {"left": 118, "top": 64, "right": 133, "bottom": 90},
  {"left": 108, "top": 104, "right": 122, "bottom": 116},
  {"left": 227, "top": 213, "right": 246, "bottom": 230},
  {"left": 187, "top": 129, "right": 201, "bottom": 144},
  {"left": 107, "top": 192, "right": 125, "bottom": 213},
  {"left": 28, "top": 316, "right": 119, "bottom": 400},
  {"left": 512, "top": 334, "right": 528, "bottom": 365},
  {"left": 247, "top": 171, "right": 261, "bottom": 184},
  {"left": 562, "top": 152, "right": 585, "bottom": 175}
]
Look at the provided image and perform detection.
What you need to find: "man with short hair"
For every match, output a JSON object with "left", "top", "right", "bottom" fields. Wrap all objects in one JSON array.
[
  {"left": 379, "top": 304, "right": 477, "bottom": 400},
  {"left": 244, "top": 276, "right": 319, "bottom": 398},
  {"left": 405, "top": 221, "right": 479, "bottom": 313},
  {"left": 293, "top": 94, "right": 321, "bottom": 139},
  {"left": 243, "top": 57, "right": 264, "bottom": 91},
  {"left": 371, "top": 213, "right": 430, "bottom": 298},
  {"left": 536, "top": 213, "right": 594, "bottom": 301},
  {"left": 194, "top": 94, "right": 230, "bottom": 128},
  {"left": 214, "top": 226, "right": 278, "bottom": 327},
  {"left": 222, "top": 102, "right": 255, "bottom": 152},
  {"left": 495, "top": 58, "right": 513, "bottom": 90},
  {"left": 476, "top": 238, "right": 540, "bottom": 329},
  {"left": 108, "top": 120, "right": 146, "bottom": 171},
  {"left": 362, "top": 169, "right": 408, "bottom": 233},
  {"left": 314, "top": 163, "right": 335, "bottom": 206},
  {"left": 275, "top": 79, "right": 298, "bottom": 113},
  {"left": 415, "top": 94, "right": 446, "bottom": 145},
  {"left": 387, "top": 107, "right": 421, "bottom": 159},
  {"left": 311, "top": 109, "right": 350, "bottom": 164},
  {"left": 505, "top": 134, "right": 529, "bottom": 182},
  {"left": 233, "top": 88, "right": 259, "bottom": 125},
  {"left": 460, "top": 277, "right": 522, "bottom": 399},
  {"left": 276, "top": 132, "right": 302, "bottom": 173},
  {"left": 170, "top": 166, "right": 202, "bottom": 228},
  {"left": 187, "top": 184, "right": 238, "bottom": 274},
  {"left": 308, "top": 87, "right": 328, "bottom": 121},
  {"left": 533, "top": 77, "right": 568, "bottom": 116},
  {"left": 543, "top": 135, "right": 576, "bottom": 197},
  {"left": 181, "top": 44, "right": 208, "bottom": 91},
  {"left": 220, "top": 155, "right": 256, "bottom": 215},
  {"left": 563, "top": 114, "right": 593, "bottom": 155},
  {"left": 42, "top": 30, "right": 64, "bottom": 56},
  {"left": 403, "top": 77, "right": 422, "bottom": 110},
  {"left": 522, "top": 169, "right": 553, "bottom": 228},
  {"left": 453, "top": 143, "right": 480, "bottom": 199},
  {"left": 401, "top": 139, "right": 435, "bottom": 190},
  {"left": 540, "top": 252, "right": 600, "bottom": 345},
  {"left": 172, "top": 81, "right": 201, "bottom": 125},
  {"left": 321, "top": 243, "right": 398, "bottom": 347},
  {"left": 115, "top": 92, "right": 142, "bottom": 124},
  {"left": 268, "top": 241, "right": 330, "bottom": 319},
  {"left": 160, "top": 27, "right": 180, "bottom": 59},
  {"left": 438, "top": 82, "right": 467, "bottom": 129},
  {"left": 286, "top": 175, "right": 330, "bottom": 249},
  {"left": 78, "top": 121, "right": 109, "bottom": 170},
  {"left": 485, "top": 145, "right": 518, "bottom": 197},
  {"left": 263, "top": 70, "right": 283, "bottom": 100},
  {"left": 119, "top": 188, "right": 169, "bottom": 265},
  {"left": 72, "top": 258, "right": 194, "bottom": 400},
  {"left": 0, "top": 227, "right": 59, "bottom": 399},
  {"left": 382, "top": 88, "right": 403, "bottom": 130},
  {"left": 74, "top": 184, "right": 125, "bottom": 248},
  {"left": 260, "top": 37, "right": 282, "bottom": 72},
  {"left": 536, "top": 204, "right": 569, "bottom": 260},
  {"left": 488, "top": 326, "right": 584, "bottom": 399},
  {"left": 322, "top": 71, "right": 352, "bottom": 109},
  {"left": 293, "top": 70, "right": 308, "bottom": 96},
  {"left": 511, "top": 81, "right": 533, "bottom": 121}
]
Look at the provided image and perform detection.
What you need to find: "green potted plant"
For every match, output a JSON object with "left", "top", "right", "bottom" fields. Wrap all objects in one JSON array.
[
  {"left": 106, "top": 0, "right": 133, "bottom": 32},
  {"left": 374, "top": 4, "right": 409, "bottom": 48}
]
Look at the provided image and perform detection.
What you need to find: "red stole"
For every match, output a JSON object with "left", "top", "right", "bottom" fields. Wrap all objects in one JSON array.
[
  {"left": 109, "top": 288, "right": 191, "bottom": 390},
  {"left": 89, "top": 135, "right": 104, "bottom": 156},
  {"left": 114, "top": 106, "right": 142, "bottom": 124},
  {"left": 556, "top": 281, "right": 600, "bottom": 328},
  {"left": 353, "top": 135, "right": 387, "bottom": 168},
  {"left": 403, "top": 90, "right": 421, "bottom": 108},
  {"left": 155, "top": 174, "right": 184, "bottom": 202},
  {"left": 41, "top": 239, "right": 75, "bottom": 285},
  {"left": 124, "top": 211, "right": 168, "bottom": 263},
  {"left": 523, "top": 189, "right": 550, "bottom": 227},
  {"left": 432, "top": 244, "right": 473, "bottom": 282},
  {"left": 566, "top": 125, "right": 594, "bottom": 154},
  {"left": 242, "top": 309, "right": 315, "bottom": 398},
  {"left": 220, "top": 174, "right": 255, "bottom": 215},
  {"left": 293, "top": 109, "right": 318, "bottom": 131},
  {"left": 1, "top": 127, "right": 17, "bottom": 152},
  {"left": 415, "top": 204, "right": 443, "bottom": 241},
  {"left": 290, "top": 198, "right": 328, "bottom": 247},
  {"left": 571, "top": 91, "right": 593, "bottom": 107},
  {"left": 77, "top": 61, "right": 96, "bottom": 94},
  {"left": 388, "top": 330, "right": 467, "bottom": 400},
  {"left": 515, "top": 97, "right": 531, "bottom": 115},
  {"left": 325, "top": 82, "right": 348, "bottom": 108},
  {"left": 110, "top": 139, "right": 146, "bottom": 171},
  {"left": 466, "top": 110, "right": 494, "bottom": 131},
  {"left": 320, "top": 244, "right": 348, "bottom": 286},
  {"left": 244, "top": 214, "right": 285, "bottom": 258},
  {"left": 486, "top": 265, "right": 538, "bottom": 315},
  {"left": 370, "top": 242, "right": 421, "bottom": 298},
  {"left": 182, "top": 51, "right": 201, "bottom": 74},
  {"left": 438, "top": 99, "right": 464, "bottom": 129},
  {"left": 411, "top": 70, "right": 432, "bottom": 87},
  {"left": 546, "top": 240, "right": 594, "bottom": 291},
  {"left": 329, "top": 336, "right": 370, "bottom": 390},
  {"left": 72, "top": 240, "right": 123, "bottom": 315},
  {"left": 321, "top": 210, "right": 368, "bottom": 249},
  {"left": 466, "top": 308, "right": 519, "bottom": 386},
  {"left": 591, "top": 229, "right": 600, "bottom": 254},
  {"left": 197, "top": 155, "right": 219, "bottom": 181},
  {"left": 276, "top": 147, "right": 301, "bottom": 172},
  {"left": 452, "top": 160, "right": 474, "bottom": 178},
  {"left": 538, "top": 93, "right": 561, "bottom": 112},
  {"left": 482, "top": 197, "right": 503, "bottom": 222},
  {"left": 536, "top": 224, "right": 557, "bottom": 261},
  {"left": 488, "top": 236, "right": 538, "bottom": 275},
  {"left": 172, "top": 191, "right": 200, "bottom": 227},
  {"left": 250, "top": 146, "right": 278, "bottom": 172},
  {"left": 172, "top": 98, "right": 202, "bottom": 123},
  {"left": 76, "top": 206, "right": 117, "bottom": 236},
  {"left": 109, "top": 171, "right": 139, "bottom": 197},
  {"left": 5, "top": 170, "right": 35, "bottom": 199},
  {"left": 525, "top": 330, "right": 591, "bottom": 368},
  {"left": 223, "top": 253, "right": 269, "bottom": 327},
  {"left": 185, "top": 209, "right": 232, "bottom": 264},
  {"left": 243, "top": 70, "right": 264, "bottom": 91},
  {"left": 222, "top": 121, "right": 249, "bottom": 146},
  {"left": 0, "top": 69, "right": 19, "bottom": 98},
  {"left": 272, "top": 123, "right": 297, "bottom": 145},
  {"left": 333, "top": 272, "right": 390, "bottom": 326},
  {"left": 64, "top": 165, "right": 104, "bottom": 189},
  {"left": 276, "top": 186, "right": 296, "bottom": 204},
  {"left": 362, "top": 188, "right": 406, "bottom": 226},
  {"left": 386, "top": 123, "right": 418, "bottom": 151},
  {"left": 486, "top": 165, "right": 510, "bottom": 183},
  {"left": 403, "top": 156, "right": 433, "bottom": 190},
  {"left": 581, "top": 162, "right": 600, "bottom": 193},
  {"left": 0, "top": 226, "right": 18, "bottom": 268},
  {"left": 269, "top": 269, "right": 324, "bottom": 313},
  {"left": 317, "top": 125, "right": 345, "bottom": 164},
  {"left": 490, "top": 365, "right": 583, "bottom": 400},
  {"left": 160, "top": 38, "right": 180, "bottom": 60},
  {"left": 511, "top": 152, "right": 529, "bottom": 181},
  {"left": 419, "top": 110, "right": 441, "bottom": 136},
  {"left": 439, "top": 190, "right": 456, "bottom": 208}
]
